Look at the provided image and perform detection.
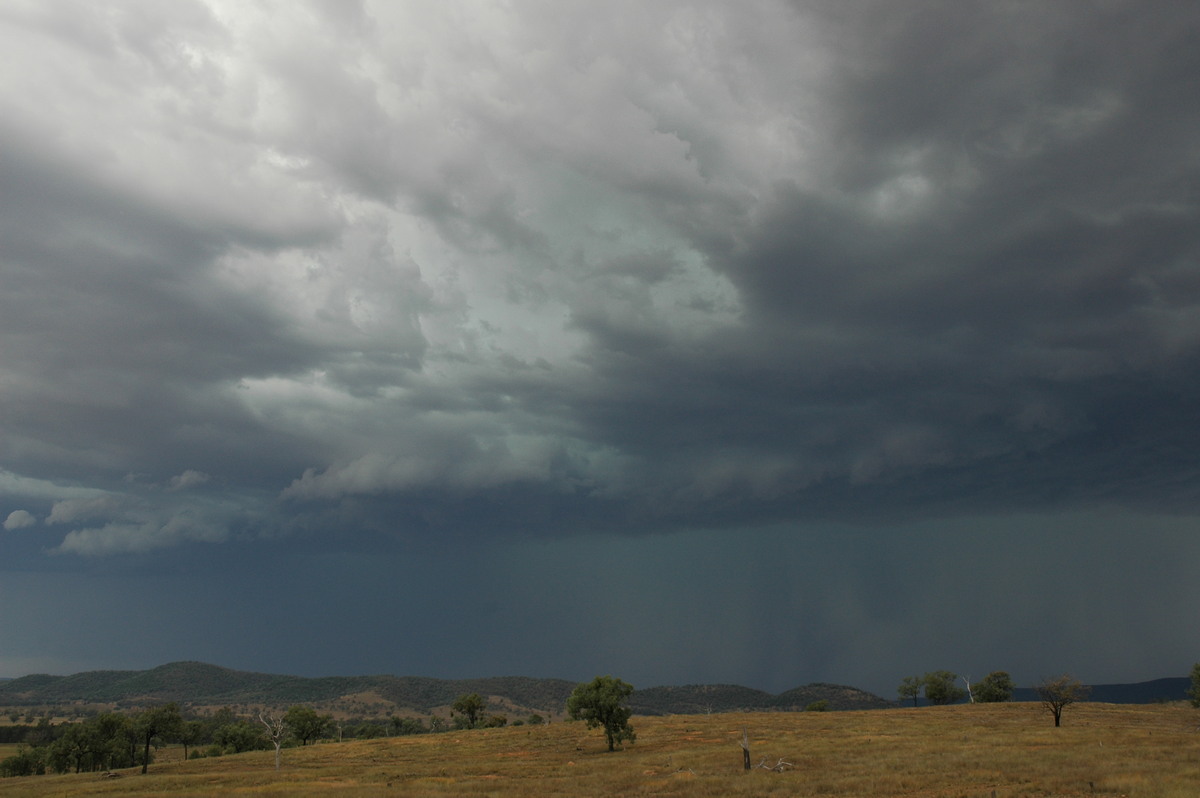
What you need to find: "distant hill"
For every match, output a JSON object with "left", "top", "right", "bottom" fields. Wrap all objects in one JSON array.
[
  {"left": 1012, "top": 677, "right": 1190, "bottom": 704},
  {"left": 0, "top": 661, "right": 890, "bottom": 716},
  {"left": 9, "top": 662, "right": 1180, "bottom": 717},
  {"left": 629, "top": 682, "right": 891, "bottom": 714},
  {"left": 0, "top": 662, "right": 579, "bottom": 717}
]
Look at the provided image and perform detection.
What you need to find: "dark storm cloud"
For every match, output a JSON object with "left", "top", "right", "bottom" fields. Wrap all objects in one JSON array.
[
  {"left": 4, "top": 0, "right": 1186, "bottom": 549},
  {"left": 2, "top": 0, "right": 1199, "bottom": 691},
  {"left": 510, "top": 0, "right": 1200, "bottom": 529},
  {"left": 0, "top": 135, "right": 328, "bottom": 489}
]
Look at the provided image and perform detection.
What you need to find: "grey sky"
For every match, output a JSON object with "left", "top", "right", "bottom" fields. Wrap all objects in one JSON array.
[{"left": 1, "top": 0, "right": 1198, "bottom": 697}]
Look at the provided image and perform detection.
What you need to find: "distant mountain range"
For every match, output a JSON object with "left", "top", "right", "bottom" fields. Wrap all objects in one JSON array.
[
  {"left": 0, "top": 662, "right": 1188, "bottom": 717},
  {"left": 0, "top": 661, "right": 888, "bottom": 716},
  {"left": 0, "top": 661, "right": 574, "bottom": 716},
  {"left": 1011, "top": 677, "right": 1190, "bottom": 705},
  {"left": 628, "top": 682, "right": 891, "bottom": 714}
]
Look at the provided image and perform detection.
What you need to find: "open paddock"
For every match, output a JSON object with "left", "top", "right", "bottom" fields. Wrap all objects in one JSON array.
[{"left": 1, "top": 702, "right": 1198, "bottom": 797}]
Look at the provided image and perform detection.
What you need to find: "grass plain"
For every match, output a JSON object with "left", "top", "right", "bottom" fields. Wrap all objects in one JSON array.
[{"left": 2, "top": 702, "right": 1199, "bottom": 797}]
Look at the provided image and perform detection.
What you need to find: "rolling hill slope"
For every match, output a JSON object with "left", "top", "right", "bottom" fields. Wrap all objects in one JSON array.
[{"left": 0, "top": 662, "right": 890, "bottom": 715}]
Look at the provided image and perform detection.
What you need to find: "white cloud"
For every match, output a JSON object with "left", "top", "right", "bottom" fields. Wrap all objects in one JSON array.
[
  {"left": 3, "top": 510, "right": 37, "bottom": 530},
  {"left": 281, "top": 437, "right": 563, "bottom": 501},
  {"left": 168, "top": 470, "right": 211, "bottom": 491},
  {"left": 0, "top": 470, "right": 107, "bottom": 502},
  {"left": 47, "top": 496, "right": 124, "bottom": 525},
  {"left": 55, "top": 514, "right": 228, "bottom": 557}
]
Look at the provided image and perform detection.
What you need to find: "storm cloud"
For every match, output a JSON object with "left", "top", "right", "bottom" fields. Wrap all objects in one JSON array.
[{"left": 1, "top": 0, "right": 1198, "bottom": 695}]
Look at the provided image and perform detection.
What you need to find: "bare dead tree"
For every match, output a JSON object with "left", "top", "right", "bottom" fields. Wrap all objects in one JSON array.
[
  {"left": 740, "top": 728, "right": 751, "bottom": 770},
  {"left": 259, "top": 713, "right": 288, "bottom": 770},
  {"left": 962, "top": 675, "right": 975, "bottom": 703}
]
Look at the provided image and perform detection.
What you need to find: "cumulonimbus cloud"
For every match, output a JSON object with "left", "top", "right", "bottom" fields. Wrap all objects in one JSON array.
[{"left": 0, "top": 0, "right": 1197, "bottom": 557}]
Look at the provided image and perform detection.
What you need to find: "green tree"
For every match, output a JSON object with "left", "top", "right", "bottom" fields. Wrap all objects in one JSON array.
[
  {"left": 389, "top": 716, "right": 427, "bottom": 736},
  {"left": 47, "top": 723, "right": 97, "bottom": 773},
  {"left": 0, "top": 745, "right": 46, "bottom": 777},
  {"left": 566, "top": 675, "right": 636, "bottom": 752},
  {"left": 1036, "top": 674, "right": 1089, "bottom": 727},
  {"left": 203, "top": 707, "right": 237, "bottom": 739},
  {"left": 213, "top": 720, "right": 265, "bottom": 754},
  {"left": 349, "top": 722, "right": 387, "bottom": 739},
  {"left": 179, "top": 720, "right": 205, "bottom": 761},
  {"left": 135, "top": 703, "right": 183, "bottom": 774},
  {"left": 923, "top": 671, "right": 966, "bottom": 705},
  {"left": 1188, "top": 662, "right": 1200, "bottom": 708},
  {"left": 93, "top": 712, "right": 137, "bottom": 770},
  {"left": 975, "top": 671, "right": 1014, "bottom": 703},
  {"left": 452, "top": 693, "right": 486, "bottom": 730},
  {"left": 898, "top": 675, "right": 923, "bottom": 707},
  {"left": 284, "top": 705, "right": 332, "bottom": 745}
]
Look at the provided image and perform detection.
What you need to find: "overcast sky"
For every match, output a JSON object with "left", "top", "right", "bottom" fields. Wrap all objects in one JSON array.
[{"left": 2, "top": 0, "right": 1199, "bottom": 699}]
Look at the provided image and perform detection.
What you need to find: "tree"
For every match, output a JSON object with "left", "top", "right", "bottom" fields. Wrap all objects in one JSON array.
[
  {"left": 179, "top": 720, "right": 204, "bottom": 761},
  {"left": 93, "top": 712, "right": 137, "bottom": 770},
  {"left": 213, "top": 720, "right": 265, "bottom": 754},
  {"left": 284, "top": 705, "right": 331, "bottom": 746},
  {"left": 923, "top": 671, "right": 966, "bottom": 705},
  {"left": 259, "top": 713, "right": 287, "bottom": 770},
  {"left": 0, "top": 745, "right": 46, "bottom": 777},
  {"left": 452, "top": 693, "right": 486, "bottom": 730},
  {"left": 566, "top": 675, "right": 636, "bottom": 752},
  {"left": 898, "top": 675, "right": 923, "bottom": 707},
  {"left": 135, "top": 703, "right": 182, "bottom": 774},
  {"left": 1036, "top": 674, "right": 1089, "bottom": 727},
  {"left": 1188, "top": 662, "right": 1200, "bottom": 708},
  {"left": 975, "top": 671, "right": 1014, "bottom": 703},
  {"left": 390, "top": 716, "right": 427, "bottom": 736},
  {"left": 47, "top": 723, "right": 98, "bottom": 773}
]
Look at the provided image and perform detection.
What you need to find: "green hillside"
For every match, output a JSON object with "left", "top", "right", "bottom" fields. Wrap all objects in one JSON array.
[{"left": 0, "top": 662, "right": 888, "bottom": 715}]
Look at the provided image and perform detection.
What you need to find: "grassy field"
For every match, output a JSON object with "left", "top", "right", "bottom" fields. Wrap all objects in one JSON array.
[{"left": 2, "top": 702, "right": 1199, "bottom": 797}]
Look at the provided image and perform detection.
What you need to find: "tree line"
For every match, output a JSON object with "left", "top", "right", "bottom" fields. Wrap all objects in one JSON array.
[
  {"left": 1, "top": 675, "right": 640, "bottom": 778},
  {"left": 897, "top": 670, "right": 1015, "bottom": 706},
  {"left": 897, "top": 670, "right": 1094, "bottom": 726},
  {"left": 0, "top": 699, "right": 531, "bottom": 778}
]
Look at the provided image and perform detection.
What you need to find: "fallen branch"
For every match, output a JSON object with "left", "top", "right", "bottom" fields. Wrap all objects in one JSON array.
[{"left": 755, "top": 756, "right": 793, "bottom": 772}]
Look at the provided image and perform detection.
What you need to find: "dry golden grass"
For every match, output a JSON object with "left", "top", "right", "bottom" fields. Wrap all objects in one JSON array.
[{"left": 3, "top": 703, "right": 1199, "bottom": 797}]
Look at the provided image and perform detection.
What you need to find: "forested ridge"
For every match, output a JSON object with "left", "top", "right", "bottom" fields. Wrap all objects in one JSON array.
[{"left": 0, "top": 662, "right": 888, "bottom": 714}]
